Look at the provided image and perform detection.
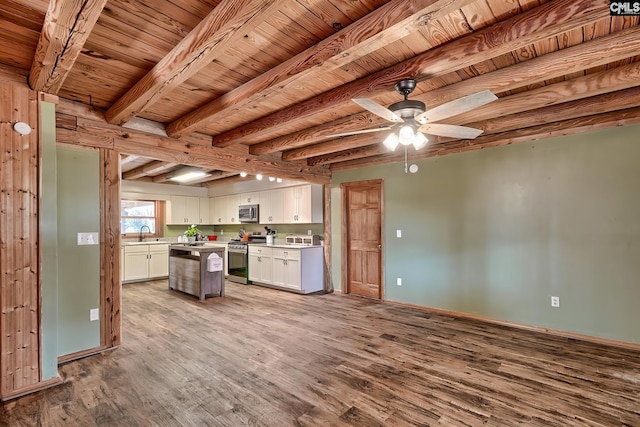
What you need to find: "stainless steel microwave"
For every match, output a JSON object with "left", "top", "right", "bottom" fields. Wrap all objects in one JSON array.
[{"left": 238, "top": 204, "right": 259, "bottom": 223}]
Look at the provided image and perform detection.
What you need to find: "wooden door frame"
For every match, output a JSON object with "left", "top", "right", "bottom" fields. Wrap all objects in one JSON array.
[{"left": 340, "top": 179, "right": 384, "bottom": 300}]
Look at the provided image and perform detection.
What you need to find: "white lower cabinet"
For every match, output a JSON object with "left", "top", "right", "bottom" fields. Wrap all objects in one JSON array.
[
  {"left": 123, "top": 243, "right": 169, "bottom": 282},
  {"left": 148, "top": 244, "right": 169, "bottom": 277},
  {"left": 250, "top": 246, "right": 323, "bottom": 294},
  {"left": 248, "top": 246, "right": 272, "bottom": 285}
]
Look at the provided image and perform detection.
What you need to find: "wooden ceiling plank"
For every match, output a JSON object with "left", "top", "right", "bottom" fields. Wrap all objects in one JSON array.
[
  {"left": 211, "top": 0, "right": 610, "bottom": 147},
  {"left": 122, "top": 160, "right": 178, "bottom": 180},
  {"left": 29, "top": 0, "right": 108, "bottom": 93},
  {"left": 54, "top": 115, "right": 331, "bottom": 184},
  {"left": 262, "top": 25, "right": 640, "bottom": 158},
  {"left": 165, "top": 0, "right": 473, "bottom": 138},
  {"left": 104, "top": 0, "right": 286, "bottom": 126}
]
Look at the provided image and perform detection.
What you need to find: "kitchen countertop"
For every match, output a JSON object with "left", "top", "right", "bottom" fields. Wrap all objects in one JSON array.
[
  {"left": 249, "top": 243, "right": 322, "bottom": 249},
  {"left": 122, "top": 241, "right": 171, "bottom": 246}
]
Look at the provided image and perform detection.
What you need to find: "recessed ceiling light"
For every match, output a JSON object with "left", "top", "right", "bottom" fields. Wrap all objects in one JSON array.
[
  {"left": 256, "top": 174, "right": 263, "bottom": 181},
  {"left": 268, "top": 176, "right": 275, "bottom": 182},
  {"left": 240, "top": 171, "right": 247, "bottom": 177},
  {"left": 169, "top": 167, "right": 210, "bottom": 183}
]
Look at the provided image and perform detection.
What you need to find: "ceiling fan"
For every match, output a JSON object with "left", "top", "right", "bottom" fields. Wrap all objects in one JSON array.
[{"left": 328, "top": 79, "right": 497, "bottom": 151}]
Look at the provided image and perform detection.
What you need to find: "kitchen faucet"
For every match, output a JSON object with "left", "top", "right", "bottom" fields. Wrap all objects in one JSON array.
[{"left": 139, "top": 225, "right": 151, "bottom": 242}]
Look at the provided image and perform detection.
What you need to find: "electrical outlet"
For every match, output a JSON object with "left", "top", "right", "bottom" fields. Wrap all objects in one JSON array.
[
  {"left": 397, "top": 278, "right": 402, "bottom": 286},
  {"left": 307, "top": 229, "right": 312, "bottom": 235},
  {"left": 77, "top": 232, "right": 99, "bottom": 245},
  {"left": 396, "top": 229, "right": 402, "bottom": 238},
  {"left": 551, "top": 296, "right": 560, "bottom": 308},
  {"left": 90, "top": 308, "right": 99, "bottom": 321}
]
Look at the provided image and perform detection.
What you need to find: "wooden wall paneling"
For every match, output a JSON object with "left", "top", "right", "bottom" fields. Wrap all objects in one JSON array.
[
  {"left": 100, "top": 148, "right": 121, "bottom": 348},
  {"left": 0, "top": 82, "right": 40, "bottom": 399}
]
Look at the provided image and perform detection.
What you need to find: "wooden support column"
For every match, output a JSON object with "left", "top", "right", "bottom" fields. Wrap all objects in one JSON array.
[
  {"left": 100, "top": 149, "right": 121, "bottom": 348},
  {"left": 323, "top": 183, "right": 332, "bottom": 292}
]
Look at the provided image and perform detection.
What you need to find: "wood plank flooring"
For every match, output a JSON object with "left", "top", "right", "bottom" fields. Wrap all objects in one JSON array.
[{"left": 1, "top": 280, "right": 639, "bottom": 426}]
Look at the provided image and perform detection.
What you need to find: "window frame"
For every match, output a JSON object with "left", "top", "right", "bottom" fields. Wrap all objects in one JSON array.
[{"left": 120, "top": 199, "right": 164, "bottom": 239}]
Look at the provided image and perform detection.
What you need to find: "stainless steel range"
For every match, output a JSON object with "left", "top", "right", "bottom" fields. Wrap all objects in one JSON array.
[
  {"left": 227, "top": 234, "right": 267, "bottom": 284},
  {"left": 227, "top": 241, "right": 248, "bottom": 284}
]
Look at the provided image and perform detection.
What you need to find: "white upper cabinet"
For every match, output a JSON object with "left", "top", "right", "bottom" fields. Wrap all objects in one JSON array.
[
  {"left": 203, "top": 184, "right": 322, "bottom": 226},
  {"left": 259, "top": 189, "right": 284, "bottom": 224},
  {"left": 213, "top": 194, "right": 240, "bottom": 224},
  {"left": 282, "top": 184, "right": 323, "bottom": 223},
  {"left": 239, "top": 191, "right": 260, "bottom": 205},
  {"left": 167, "top": 196, "right": 209, "bottom": 225},
  {"left": 166, "top": 195, "right": 188, "bottom": 225},
  {"left": 184, "top": 196, "right": 200, "bottom": 224},
  {"left": 197, "top": 196, "right": 209, "bottom": 224}
]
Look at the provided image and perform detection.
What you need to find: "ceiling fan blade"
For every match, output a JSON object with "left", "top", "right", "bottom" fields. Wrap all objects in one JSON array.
[
  {"left": 353, "top": 98, "right": 403, "bottom": 123},
  {"left": 325, "top": 126, "right": 393, "bottom": 138},
  {"left": 415, "top": 90, "right": 498, "bottom": 124},
  {"left": 418, "top": 123, "right": 484, "bottom": 139}
]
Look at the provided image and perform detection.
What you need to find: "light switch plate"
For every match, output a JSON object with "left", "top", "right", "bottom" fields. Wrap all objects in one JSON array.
[
  {"left": 90, "top": 308, "right": 99, "bottom": 321},
  {"left": 77, "top": 232, "right": 99, "bottom": 245},
  {"left": 396, "top": 229, "right": 402, "bottom": 238}
]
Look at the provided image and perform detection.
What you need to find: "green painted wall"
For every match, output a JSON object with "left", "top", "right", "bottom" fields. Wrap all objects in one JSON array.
[
  {"left": 57, "top": 147, "right": 101, "bottom": 355},
  {"left": 40, "top": 102, "right": 58, "bottom": 379},
  {"left": 331, "top": 124, "right": 640, "bottom": 344}
]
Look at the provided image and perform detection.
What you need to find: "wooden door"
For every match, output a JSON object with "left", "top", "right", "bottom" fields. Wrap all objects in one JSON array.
[{"left": 342, "top": 180, "right": 383, "bottom": 300}]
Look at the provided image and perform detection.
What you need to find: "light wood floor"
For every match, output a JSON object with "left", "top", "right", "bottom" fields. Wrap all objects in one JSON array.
[{"left": 2, "top": 280, "right": 639, "bottom": 426}]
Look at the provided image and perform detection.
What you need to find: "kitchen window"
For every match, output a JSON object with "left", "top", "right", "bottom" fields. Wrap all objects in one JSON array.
[{"left": 121, "top": 199, "right": 163, "bottom": 238}]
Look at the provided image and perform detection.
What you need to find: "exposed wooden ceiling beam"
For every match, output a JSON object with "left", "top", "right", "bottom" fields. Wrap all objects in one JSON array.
[
  {"left": 249, "top": 111, "right": 379, "bottom": 156},
  {"left": 104, "top": 0, "right": 285, "bottom": 125},
  {"left": 165, "top": 0, "right": 473, "bottom": 138},
  {"left": 327, "top": 108, "right": 640, "bottom": 170},
  {"left": 469, "top": 86, "right": 640, "bottom": 135},
  {"left": 122, "top": 160, "right": 179, "bottom": 180},
  {"left": 284, "top": 133, "right": 384, "bottom": 162},
  {"left": 211, "top": 0, "right": 609, "bottom": 147},
  {"left": 449, "top": 61, "right": 640, "bottom": 126},
  {"left": 195, "top": 171, "right": 238, "bottom": 186},
  {"left": 29, "top": 0, "right": 107, "bottom": 93},
  {"left": 54, "top": 115, "right": 331, "bottom": 184},
  {"left": 120, "top": 154, "right": 140, "bottom": 165},
  {"left": 278, "top": 26, "right": 640, "bottom": 161}
]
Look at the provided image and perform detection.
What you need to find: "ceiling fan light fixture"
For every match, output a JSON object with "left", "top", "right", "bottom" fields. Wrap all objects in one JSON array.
[
  {"left": 169, "top": 167, "right": 210, "bottom": 183},
  {"left": 398, "top": 125, "right": 415, "bottom": 146},
  {"left": 412, "top": 132, "right": 429, "bottom": 150},
  {"left": 383, "top": 133, "right": 400, "bottom": 151}
]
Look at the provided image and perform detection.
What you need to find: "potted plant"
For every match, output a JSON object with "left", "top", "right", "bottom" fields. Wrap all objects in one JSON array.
[{"left": 184, "top": 224, "right": 201, "bottom": 244}]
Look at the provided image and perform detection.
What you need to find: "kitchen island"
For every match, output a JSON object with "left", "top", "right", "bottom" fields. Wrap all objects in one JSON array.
[{"left": 168, "top": 244, "right": 225, "bottom": 300}]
